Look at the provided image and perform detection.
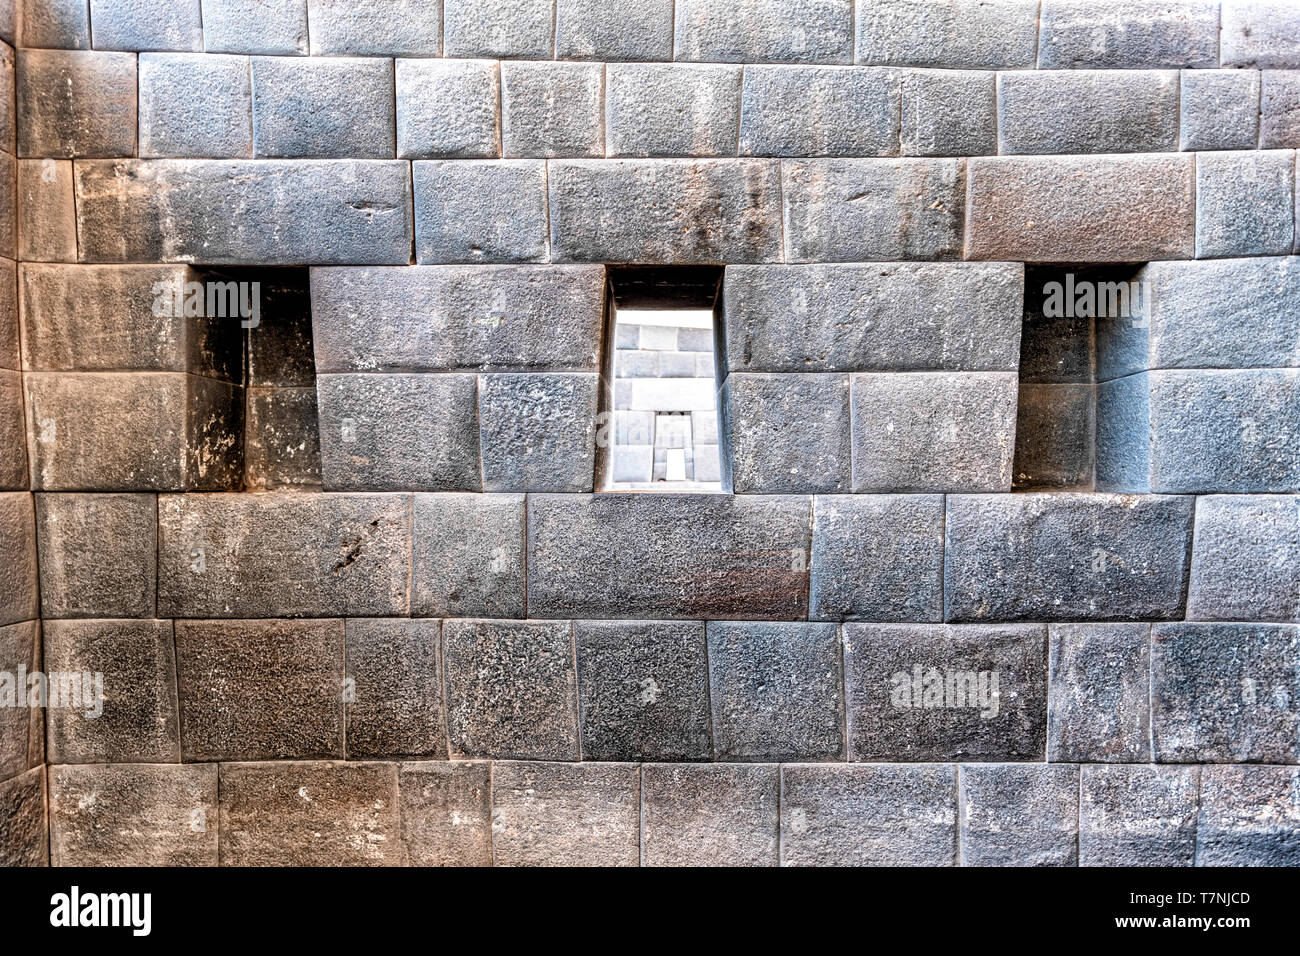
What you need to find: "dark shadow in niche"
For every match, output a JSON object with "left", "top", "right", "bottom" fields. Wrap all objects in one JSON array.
[{"left": 595, "top": 265, "right": 728, "bottom": 492}]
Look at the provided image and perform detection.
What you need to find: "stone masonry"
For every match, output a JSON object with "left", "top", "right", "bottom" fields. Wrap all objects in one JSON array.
[{"left": 1, "top": 0, "right": 1299, "bottom": 867}]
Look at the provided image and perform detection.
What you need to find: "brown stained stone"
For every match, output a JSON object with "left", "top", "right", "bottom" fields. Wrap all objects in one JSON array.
[
  {"left": 18, "top": 159, "right": 76, "bottom": 262},
  {"left": 345, "top": 619, "right": 445, "bottom": 760},
  {"left": 641, "top": 763, "right": 779, "bottom": 867},
  {"left": 244, "top": 386, "right": 322, "bottom": 490},
  {"left": 0, "top": 620, "right": 41, "bottom": 781},
  {"left": 0, "top": 369, "right": 25, "bottom": 489},
  {"left": 0, "top": 492, "right": 38, "bottom": 627},
  {"left": 399, "top": 760, "right": 493, "bottom": 866},
  {"left": 0, "top": 257, "right": 17, "bottom": 371},
  {"left": 35, "top": 493, "right": 156, "bottom": 619},
  {"left": 0, "top": 766, "right": 47, "bottom": 866}
]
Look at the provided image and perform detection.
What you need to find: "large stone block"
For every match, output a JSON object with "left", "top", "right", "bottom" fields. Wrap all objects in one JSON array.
[
  {"left": 1188, "top": 495, "right": 1300, "bottom": 622},
  {"left": 399, "top": 760, "right": 492, "bottom": 866},
  {"left": 0, "top": 766, "right": 46, "bottom": 866},
  {"left": 899, "top": 68, "right": 996, "bottom": 156},
  {"left": 997, "top": 70, "right": 1179, "bottom": 154},
  {"left": 722, "top": 373, "right": 850, "bottom": 493},
  {"left": 316, "top": 373, "right": 480, "bottom": 491},
  {"left": 739, "top": 66, "right": 899, "bottom": 157},
  {"left": 16, "top": 50, "right": 135, "bottom": 157},
  {"left": 960, "top": 764, "right": 1079, "bottom": 867},
  {"left": 88, "top": 0, "right": 202, "bottom": 51},
  {"left": 965, "top": 154, "right": 1195, "bottom": 261},
  {"left": 780, "top": 764, "right": 957, "bottom": 866},
  {"left": 396, "top": 58, "right": 499, "bottom": 159},
  {"left": 501, "top": 61, "right": 603, "bottom": 159},
  {"left": 306, "top": 0, "right": 441, "bottom": 55},
  {"left": 783, "top": 159, "right": 965, "bottom": 262},
  {"left": 157, "top": 492, "right": 411, "bottom": 617},
  {"left": 492, "top": 761, "right": 640, "bottom": 866},
  {"left": 1196, "top": 765, "right": 1300, "bottom": 866},
  {"left": 1260, "top": 70, "right": 1300, "bottom": 148},
  {"left": 35, "top": 493, "right": 155, "bottom": 618},
  {"left": 1180, "top": 70, "right": 1260, "bottom": 151},
  {"left": 1036, "top": 0, "right": 1218, "bottom": 68},
  {"left": 1079, "top": 764, "right": 1198, "bottom": 866},
  {"left": 1195, "top": 150, "right": 1296, "bottom": 258},
  {"left": 252, "top": 56, "right": 394, "bottom": 158},
  {"left": 49, "top": 763, "right": 217, "bottom": 866},
  {"left": 443, "top": 0, "right": 553, "bottom": 58},
  {"left": 527, "top": 494, "right": 811, "bottom": 620},
  {"left": 0, "top": 370, "right": 25, "bottom": 489},
  {"left": 202, "top": 0, "right": 308, "bottom": 55},
  {"left": 855, "top": 0, "right": 1038, "bottom": 68},
  {"left": 575, "top": 620, "right": 712, "bottom": 761},
  {"left": 411, "top": 493, "right": 524, "bottom": 619},
  {"left": 17, "top": 158, "right": 77, "bottom": 261},
  {"left": 0, "top": 492, "right": 39, "bottom": 626},
  {"left": 642, "top": 763, "right": 779, "bottom": 867},
  {"left": 139, "top": 52, "right": 252, "bottom": 158},
  {"left": 944, "top": 493, "right": 1195, "bottom": 622},
  {"left": 1152, "top": 622, "right": 1299, "bottom": 763},
  {"left": 219, "top": 761, "right": 402, "bottom": 866},
  {"left": 413, "top": 159, "right": 547, "bottom": 264},
  {"left": 18, "top": 0, "right": 88, "bottom": 49},
  {"left": 442, "top": 619, "right": 579, "bottom": 760},
  {"left": 605, "top": 63, "right": 740, "bottom": 158},
  {"left": 1221, "top": 0, "right": 1300, "bottom": 68},
  {"left": 345, "top": 618, "right": 443, "bottom": 760},
  {"left": 674, "top": 0, "right": 852, "bottom": 64},
  {"left": 244, "top": 386, "right": 322, "bottom": 490},
  {"left": 1047, "top": 623, "right": 1152, "bottom": 763},
  {"left": 556, "top": 0, "right": 672, "bottom": 59},
  {"left": 0, "top": 258, "right": 18, "bottom": 371},
  {"left": 0, "top": 621, "right": 41, "bottom": 780},
  {"left": 479, "top": 373, "right": 599, "bottom": 492}
]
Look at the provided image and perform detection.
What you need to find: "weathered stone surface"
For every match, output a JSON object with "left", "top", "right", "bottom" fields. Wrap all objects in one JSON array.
[
  {"left": 16, "top": 50, "right": 135, "bottom": 157},
  {"left": 1196, "top": 150, "right": 1296, "bottom": 258},
  {"left": 549, "top": 159, "right": 782, "bottom": 264},
  {"left": 998, "top": 70, "right": 1179, "bottom": 154},
  {"left": 443, "top": 0, "right": 552, "bottom": 57},
  {"left": 18, "top": 0, "right": 88, "bottom": 49},
  {"left": 1018, "top": 275, "right": 1098, "bottom": 383},
  {"left": 399, "top": 760, "right": 492, "bottom": 866},
  {"left": 306, "top": 0, "right": 441, "bottom": 55},
  {"left": 961, "top": 764, "right": 1079, "bottom": 867},
  {"left": 0, "top": 621, "right": 41, "bottom": 780},
  {"left": 722, "top": 373, "right": 850, "bottom": 493},
  {"left": 606, "top": 63, "right": 740, "bottom": 158},
  {"left": 0, "top": 767, "right": 46, "bottom": 866},
  {"left": 479, "top": 373, "right": 599, "bottom": 493},
  {"left": 707, "top": 621, "right": 842, "bottom": 761},
  {"left": 18, "top": 158, "right": 77, "bottom": 261},
  {"left": 202, "top": 0, "right": 308, "bottom": 55},
  {"left": 1037, "top": 0, "right": 1218, "bottom": 68},
  {"left": 527, "top": 494, "right": 811, "bottom": 620},
  {"left": 783, "top": 159, "right": 965, "bottom": 262},
  {"left": 781, "top": 764, "right": 957, "bottom": 866},
  {"left": 0, "top": 41, "right": 10, "bottom": 152},
  {"left": 856, "top": 0, "right": 1038, "bottom": 68},
  {"left": 219, "top": 761, "right": 402, "bottom": 865},
  {"left": 75, "top": 159, "right": 412, "bottom": 264},
  {"left": 412, "top": 493, "right": 524, "bottom": 618},
  {"left": 1152, "top": 622, "right": 1299, "bottom": 763},
  {"left": 244, "top": 386, "right": 321, "bottom": 490},
  {"left": 50, "top": 763, "right": 217, "bottom": 866},
  {"left": 900, "top": 68, "right": 996, "bottom": 156},
  {"left": 850, "top": 372, "right": 1017, "bottom": 492},
  {"left": 843, "top": 623, "right": 1047, "bottom": 761},
  {"left": 252, "top": 56, "right": 394, "bottom": 158},
  {"left": 575, "top": 620, "right": 712, "bottom": 761},
  {"left": 739, "top": 66, "right": 899, "bottom": 157},
  {"left": 175, "top": 618, "right": 344, "bottom": 761},
  {"left": 246, "top": 274, "right": 314, "bottom": 385},
  {"left": 396, "top": 58, "right": 499, "bottom": 159},
  {"left": 965, "top": 154, "right": 1195, "bottom": 262},
  {"left": 945, "top": 493, "right": 1195, "bottom": 622},
  {"left": 316, "top": 373, "right": 479, "bottom": 491},
  {"left": 1260, "top": 71, "right": 1300, "bottom": 148},
  {"left": 1188, "top": 495, "right": 1300, "bottom": 622},
  {"left": 1221, "top": 0, "right": 1300, "bottom": 68},
  {"left": 492, "top": 761, "right": 640, "bottom": 866},
  {"left": 1197, "top": 765, "right": 1300, "bottom": 866},
  {"left": 443, "top": 619, "right": 578, "bottom": 760},
  {"left": 1180, "top": 69, "right": 1260, "bottom": 151},
  {"left": 724, "top": 262, "right": 1023, "bottom": 373},
  {"left": 642, "top": 763, "right": 779, "bottom": 866},
  {"left": 1012, "top": 384, "right": 1095, "bottom": 490},
  {"left": 0, "top": 492, "right": 39, "bottom": 626},
  {"left": 501, "top": 61, "right": 603, "bottom": 159},
  {"left": 675, "top": 0, "right": 852, "bottom": 64},
  {"left": 1079, "top": 764, "right": 1198, "bottom": 866},
  {"left": 0, "top": 370, "right": 25, "bottom": 489},
  {"left": 139, "top": 52, "right": 251, "bottom": 158},
  {"left": 556, "top": 0, "right": 672, "bottom": 59},
  {"left": 157, "top": 492, "right": 411, "bottom": 618},
  {"left": 43, "top": 619, "right": 178, "bottom": 763},
  {"left": 0, "top": 258, "right": 15, "bottom": 371},
  {"left": 1048, "top": 623, "right": 1151, "bottom": 763},
  {"left": 413, "top": 159, "right": 547, "bottom": 263},
  {"left": 89, "top": 0, "right": 202, "bottom": 51},
  {"left": 345, "top": 618, "right": 443, "bottom": 760},
  {"left": 35, "top": 493, "right": 155, "bottom": 618}
]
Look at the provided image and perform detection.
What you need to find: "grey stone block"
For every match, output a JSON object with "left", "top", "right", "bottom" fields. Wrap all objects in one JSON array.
[
  {"left": 492, "top": 761, "right": 639, "bottom": 866},
  {"left": 945, "top": 493, "right": 1195, "bottom": 622},
  {"left": 642, "top": 763, "right": 779, "bottom": 867},
  {"left": 0, "top": 371, "right": 25, "bottom": 489},
  {"left": 244, "top": 386, "right": 322, "bottom": 490},
  {"left": 16, "top": 50, "right": 135, "bottom": 157},
  {"left": 1037, "top": 0, "right": 1218, "bottom": 68},
  {"left": 1260, "top": 71, "right": 1300, "bottom": 148},
  {"left": 575, "top": 620, "right": 712, "bottom": 762},
  {"left": 443, "top": 0, "right": 552, "bottom": 58},
  {"left": 961, "top": 764, "right": 1079, "bottom": 867},
  {"left": 479, "top": 373, "right": 599, "bottom": 492},
  {"left": 549, "top": 159, "right": 782, "bottom": 264},
  {"left": 1188, "top": 495, "right": 1300, "bottom": 622},
  {"left": 556, "top": 0, "right": 672, "bottom": 60},
  {"left": 345, "top": 618, "right": 444, "bottom": 760},
  {"left": 1012, "top": 383, "right": 1095, "bottom": 490},
  {"left": 443, "top": 619, "right": 579, "bottom": 760},
  {"left": 306, "top": 0, "right": 441, "bottom": 55},
  {"left": 139, "top": 52, "right": 252, "bottom": 158},
  {"left": 43, "top": 618, "right": 178, "bottom": 763},
  {"left": 413, "top": 160, "right": 547, "bottom": 264},
  {"left": 855, "top": 0, "right": 1038, "bottom": 68},
  {"left": 1079, "top": 764, "right": 1198, "bottom": 866},
  {"left": 50, "top": 764, "right": 217, "bottom": 866},
  {"left": 396, "top": 58, "right": 499, "bottom": 159},
  {"left": 0, "top": 492, "right": 37, "bottom": 626},
  {"left": 89, "top": 0, "right": 201, "bottom": 51},
  {"left": 527, "top": 494, "right": 811, "bottom": 620},
  {"left": 1047, "top": 623, "right": 1151, "bottom": 763},
  {"left": 1152, "top": 622, "right": 1299, "bottom": 763},
  {"left": 411, "top": 493, "right": 524, "bottom": 619},
  {"left": 780, "top": 764, "right": 957, "bottom": 866},
  {"left": 0, "top": 767, "right": 46, "bottom": 867},
  {"left": 965, "top": 154, "right": 1195, "bottom": 262},
  {"left": 399, "top": 760, "right": 492, "bottom": 866},
  {"left": 783, "top": 159, "right": 965, "bottom": 262},
  {"left": 17, "top": 158, "right": 77, "bottom": 261},
  {"left": 75, "top": 159, "right": 413, "bottom": 264},
  {"left": 900, "top": 68, "right": 996, "bottom": 156},
  {"left": 722, "top": 373, "right": 850, "bottom": 493},
  {"left": 0, "top": 621, "right": 41, "bottom": 781},
  {"left": 739, "top": 65, "right": 899, "bottom": 157},
  {"left": 1221, "top": 0, "right": 1300, "bottom": 68},
  {"left": 843, "top": 623, "right": 1047, "bottom": 761},
  {"left": 675, "top": 0, "right": 852, "bottom": 64},
  {"left": 997, "top": 69, "right": 1179, "bottom": 154},
  {"left": 157, "top": 492, "right": 411, "bottom": 617},
  {"left": 19, "top": 0, "right": 88, "bottom": 48},
  {"left": 219, "top": 761, "right": 402, "bottom": 866},
  {"left": 252, "top": 56, "right": 394, "bottom": 158},
  {"left": 501, "top": 61, "right": 603, "bottom": 159},
  {"left": 606, "top": 63, "right": 740, "bottom": 157},
  {"left": 1179, "top": 69, "right": 1260, "bottom": 151},
  {"left": 707, "top": 621, "right": 843, "bottom": 761},
  {"left": 1197, "top": 765, "right": 1300, "bottom": 866},
  {"left": 35, "top": 493, "right": 155, "bottom": 618},
  {"left": 850, "top": 371, "right": 1017, "bottom": 492},
  {"left": 1196, "top": 150, "right": 1296, "bottom": 258},
  {"left": 202, "top": 0, "right": 308, "bottom": 54}
]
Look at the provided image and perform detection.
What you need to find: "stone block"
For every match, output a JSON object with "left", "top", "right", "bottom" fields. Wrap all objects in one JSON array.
[
  {"left": 855, "top": 0, "right": 1038, "bottom": 68},
  {"left": 0, "top": 42, "right": 10, "bottom": 152},
  {"left": 17, "top": 158, "right": 76, "bottom": 260},
  {"left": 396, "top": 58, "right": 499, "bottom": 159},
  {"left": 1079, "top": 764, "right": 1198, "bottom": 866},
  {"left": 961, "top": 764, "right": 1079, "bottom": 867},
  {"left": 411, "top": 492, "right": 524, "bottom": 618},
  {"left": 1047, "top": 623, "right": 1151, "bottom": 763},
  {"left": 0, "top": 492, "right": 37, "bottom": 626},
  {"left": 1196, "top": 150, "right": 1296, "bottom": 258},
  {"left": 399, "top": 760, "right": 492, "bottom": 866},
  {"left": 479, "top": 372, "right": 599, "bottom": 492},
  {"left": 202, "top": 0, "right": 308, "bottom": 54},
  {"left": 0, "top": 621, "right": 41, "bottom": 780},
  {"left": 0, "top": 153, "right": 13, "bottom": 259},
  {"left": 0, "top": 370, "right": 24, "bottom": 489},
  {"left": 157, "top": 492, "right": 411, "bottom": 618},
  {"left": 139, "top": 52, "right": 251, "bottom": 158},
  {"left": 722, "top": 373, "right": 850, "bottom": 493},
  {"left": 345, "top": 618, "right": 444, "bottom": 760},
  {"left": 0, "top": 767, "right": 46, "bottom": 866},
  {"left": 16, "top": 50, "right": 135, "bottom": 157},
  {"left": 89, "top": 0, "right": 201, "bottom": 51},
  {"left": 606, "top": 63, "right": 740, "bottom": 158},
  {"left": 246, "top": 275, "right": 314, "bottom": 385},
  {"left": 1196, "top": 765, "right": 1300, "bottom": 866},
  {"left": 900, "top": 68, "right": 996, "bottom": 156},
  {"left": 35, "top": 492, "right": 156, "bottom": 618},
  {"left": 556, "top": 0, "right": 673, "bottom": 60},
  {"left": 443, "top": 0, "right": 552, "bottom": 57},
  {"left": 997, "top": 70, "right": 1179, "bottom": 154},
  {"left": 442, "top": 619, "right": 579, "bottom": 760},
  {"left": 501, "top": 61, "right": 603, "bottom": 159},
  {"left": 1258, "top": 71, "right": 1300, "bottom": 148},
  {"left": 642, "top": 763, "right": 779, "bottom": 867},
  {"left": 1012, "top": 383, "right": 1095, "bottom": 490},
  {"left": 1037, "top": 0, "right": 1218, "bottom": 68},
  {"left": 0, "top": 258, "right": 16, "bottom": 371},
  {"left": 1188, "top": 495, "right": 1300, "bottom": 622},
  {"left": 18, "top": 0, "right": 88, "bottom": 48},
  {"left": 1179, "top": 69, "right": 1260, "bottom": 151},
  {"left": 492, "top": 761, "right": 640, "bottom": 866},
  {"left": 306, "top": 0, "right": 441, "bottom": 55},
  {"left": 738, "top": 65, "right": 899, "bottom": 156},
  {"left": 675, "top": 0, "right": 852, "bottom": 64},
  {"left": 252, "top": 56, "right": 394, "bottom": 158},
  {"left": 413, "top": 160, "right": 547, "bottom": 264},
  {"left": 244, "top": 386, "right": 322, "bottom": 490},
  {"left": 1221, "top": 0, "right": 1300, "bottom": 68},
  {"left": 944, "top": 493, "right": 1195, "bottom": 622}
]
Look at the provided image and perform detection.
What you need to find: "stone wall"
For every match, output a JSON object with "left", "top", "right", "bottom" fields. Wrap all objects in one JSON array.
[{"left": 0, "top": 0, "right": 1298, "bottom": 866}]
